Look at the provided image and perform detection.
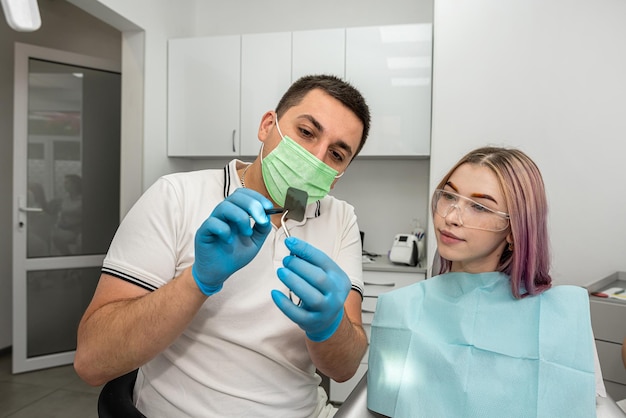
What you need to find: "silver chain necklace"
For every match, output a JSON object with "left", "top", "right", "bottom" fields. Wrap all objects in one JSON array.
[{"left": 240, "top": 164, "right": 251, "bottom": 188}]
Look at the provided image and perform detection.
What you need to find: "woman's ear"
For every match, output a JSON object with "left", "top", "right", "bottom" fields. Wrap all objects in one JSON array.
[
  {"left": 506, "top": 232, "right": 514, "bottom": 250},
  {"left": 257, "top": 111, "right": 276, "bottom": 143}
]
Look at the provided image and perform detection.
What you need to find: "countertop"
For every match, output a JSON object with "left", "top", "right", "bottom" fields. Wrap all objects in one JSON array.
[
  {"left": 586, "top": 272, "right": 626, "bottom": 305},
  {"left": 362, "top": 254, "right": 427, "bottom": 274}
]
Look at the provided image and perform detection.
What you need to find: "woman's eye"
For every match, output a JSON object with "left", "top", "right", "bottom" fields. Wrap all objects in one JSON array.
[
  {"left": 442, "top": 191, "right": 456, "bottom": 201},
  {"left": 470, "top": 202, "right": 490, "bottom": 213}
]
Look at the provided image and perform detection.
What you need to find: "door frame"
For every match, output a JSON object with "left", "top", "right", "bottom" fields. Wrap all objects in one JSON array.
[{"left": 12, "top": 42, "right": 120, "bottom": 373}]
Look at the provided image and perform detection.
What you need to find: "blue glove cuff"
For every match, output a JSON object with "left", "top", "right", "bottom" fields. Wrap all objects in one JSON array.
[
  {"left": 192, "top": 264, "right": 223, "bottom": 297},
  {"left": 306, "top": 309, "right": 344, "bottom": 343}
]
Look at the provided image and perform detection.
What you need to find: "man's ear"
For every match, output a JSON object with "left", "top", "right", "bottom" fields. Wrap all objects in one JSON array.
[{"left": 257, "top": 111, "right": 276, "bottom": 142}]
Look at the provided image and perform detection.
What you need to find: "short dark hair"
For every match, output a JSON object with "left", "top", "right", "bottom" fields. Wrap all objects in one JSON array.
[{"left": 275, "top": 74, "right": 371, "bottom": 157}]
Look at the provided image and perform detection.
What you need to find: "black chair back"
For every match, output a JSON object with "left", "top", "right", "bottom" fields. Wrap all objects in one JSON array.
[{"left": 98, "top": 369, "right": 146, "bottom": 417}]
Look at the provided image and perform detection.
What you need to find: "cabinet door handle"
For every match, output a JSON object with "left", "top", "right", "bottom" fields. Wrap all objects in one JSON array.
[
  {"left": 231, "top": 129, "right": 236, "bottom": 152},
  {"left": 364, "top": 281, "right": 395, "bottom": 286},
  {"left": 362, "top": 309, "right": 376, "bottom": 313}
]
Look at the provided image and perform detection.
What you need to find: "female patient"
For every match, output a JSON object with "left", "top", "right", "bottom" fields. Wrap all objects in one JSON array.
[{"left": 368, "top": 147, "right": 597, "bottom": 417}]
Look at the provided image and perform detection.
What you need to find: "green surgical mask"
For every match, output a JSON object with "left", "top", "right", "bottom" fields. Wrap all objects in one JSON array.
[{"left": 261, "top": 117, "right": 341, "bottom": 206}]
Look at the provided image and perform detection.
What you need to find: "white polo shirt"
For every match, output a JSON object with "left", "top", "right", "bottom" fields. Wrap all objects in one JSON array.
[{"left": 102, "top": 160, "right": 364, "bottom": 417}]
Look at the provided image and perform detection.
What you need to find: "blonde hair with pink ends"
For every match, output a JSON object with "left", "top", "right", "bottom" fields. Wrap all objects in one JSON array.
[{"left": 433, "top": 147, "right": 551, "bottom": 298}]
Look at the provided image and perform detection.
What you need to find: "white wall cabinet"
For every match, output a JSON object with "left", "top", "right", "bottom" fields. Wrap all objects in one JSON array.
[
  {"left": 292, "top": 29, "right": 345, "bottom": 81},
  {"left": 168, "top": 33, "right": 290, "bottom": 157},
  {"left": 167, "top": 24, "right": 433, "bottom": 158},
  {"left": 346, "top": 24, "right": 433, "bottom": 157},
  {"left": 240, "top": 32, "right": 292, "bottom": 155},
  {"left": 329, "top": 268, "right": 425, "bottom": 403},
  {"left": 168, "top": 35, "right": 241, "bottom": 157}
]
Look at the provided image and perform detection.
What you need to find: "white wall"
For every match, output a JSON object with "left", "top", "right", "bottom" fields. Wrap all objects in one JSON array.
[
  {"left": 194, "top": 0, "right": 431, "bottom": 35},
  {"left": 430, "top": 0, "right": 626, "bottom": 286},
  {"left": 332, "top": 159, "right": 431, "bottom": 256}
]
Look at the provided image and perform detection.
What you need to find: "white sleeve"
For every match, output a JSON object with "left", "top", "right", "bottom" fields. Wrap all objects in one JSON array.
[
  {"left": 335, "top": 203, "right": 364, "bottom": 297},
  {"left": 102, "top": 177, "right": 184, "bottom": 290}
]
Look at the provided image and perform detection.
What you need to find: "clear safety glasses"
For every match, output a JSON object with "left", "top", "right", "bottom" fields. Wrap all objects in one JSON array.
[{"left": 432, "top": 189, "right": 510, "bottom": 232}]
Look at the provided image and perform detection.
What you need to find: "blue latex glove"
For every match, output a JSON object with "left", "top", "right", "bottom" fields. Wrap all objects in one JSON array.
[
  {"left": 271, "top": 237, "right": 351, "bottom": 342},
  {"left": 192, "top": 188, "right": 273, "bottom": 296}
]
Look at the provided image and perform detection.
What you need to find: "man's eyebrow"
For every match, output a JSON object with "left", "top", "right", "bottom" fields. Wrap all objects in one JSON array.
[
  {"left": 298, "top": 114, "right": 323, "bottom": 133},
  {"left": 297, "top": 114, "right": 354, "bottom": 158},
  {"left": 336, "top": 140, "right": 354, "bottom": 158}
]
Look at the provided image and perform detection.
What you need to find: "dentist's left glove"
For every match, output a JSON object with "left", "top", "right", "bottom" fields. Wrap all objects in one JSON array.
[
  {"left": 192, "top": 188, "right": 273, "bottom": 296},
  {"left": 271, "top": 237, "right": 351, "bottom": 342}
]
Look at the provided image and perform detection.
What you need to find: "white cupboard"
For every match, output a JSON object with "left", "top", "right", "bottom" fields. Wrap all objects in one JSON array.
[
  {"left": 346, "top": 24, "right": 433, "bottom": 156},
  {"left": 167, "top": 24, "right": 433, "bottom": 158},
  {"left": 292, "top": 29, "right": 345, "bottom": 81},
  {"left": 167, "top": 35, "right": 241, "bottom": 157},
  {"left": 240, "top": 32, "right": 292, "bottom": 155}
]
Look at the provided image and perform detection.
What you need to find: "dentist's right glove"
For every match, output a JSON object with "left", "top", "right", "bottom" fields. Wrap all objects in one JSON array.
[{"left": 192, "top": 188, "right": 273, "bottom": 296}]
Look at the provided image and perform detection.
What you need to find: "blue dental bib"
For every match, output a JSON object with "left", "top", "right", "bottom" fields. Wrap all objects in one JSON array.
[{"left": 367, "top": 272, "right": 596, "bottom": 418}]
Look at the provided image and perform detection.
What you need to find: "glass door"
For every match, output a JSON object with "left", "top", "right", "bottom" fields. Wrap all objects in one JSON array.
[{"left": 12, "top": 44, "right": 121, "bottom": 373}]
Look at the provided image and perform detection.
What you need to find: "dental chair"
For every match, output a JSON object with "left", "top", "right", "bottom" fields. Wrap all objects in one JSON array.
[{"left": 334, "top": 373, "right": 382, "bottom": 418}]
